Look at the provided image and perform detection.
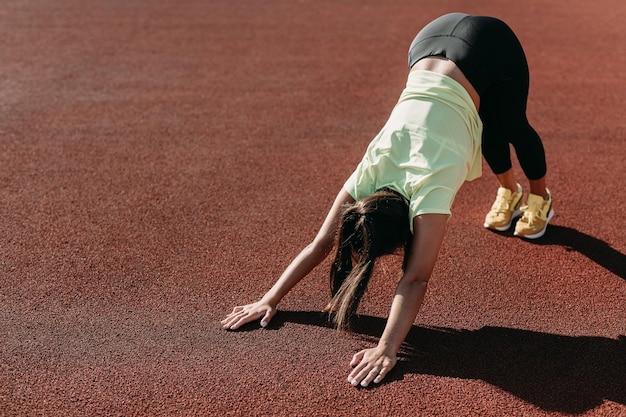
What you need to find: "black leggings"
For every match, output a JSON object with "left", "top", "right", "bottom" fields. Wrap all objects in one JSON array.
[{"left": 408, "top": 13, "right": 547, "bottom": 180}]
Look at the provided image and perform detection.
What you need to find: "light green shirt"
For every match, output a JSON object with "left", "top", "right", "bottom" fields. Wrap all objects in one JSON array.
[{"left": 343, "top": 70, "right": 483, "bottom": 232}]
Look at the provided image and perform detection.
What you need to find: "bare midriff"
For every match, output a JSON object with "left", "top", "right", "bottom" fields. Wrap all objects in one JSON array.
[{"left": 410, "top": 56, "right": 480, "bottom": 111}]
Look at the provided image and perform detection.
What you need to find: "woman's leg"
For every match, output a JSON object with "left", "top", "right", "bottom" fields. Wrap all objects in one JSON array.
[
  {"left": 529, "top": 177, "right": 548, "bottom": 199},
  {"left": 486, "top": 80, "right": 553, "bottom": 238},
  {"left": 509, "top": 120, "right": 549, "bottom": 199},
  {"left": 479, "top": 57, "right": 552, "bottom": 237},
  {"left": 495, "top": 168, "right": 518, "bottom": 193},
  {"left": 481, "top": 111, "right": 525, "bottom": 231}
]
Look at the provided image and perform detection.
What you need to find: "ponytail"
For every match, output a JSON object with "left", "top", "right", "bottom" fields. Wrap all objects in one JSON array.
[{"left": 326, "top": 188, "right": 411, "bottom": 330}]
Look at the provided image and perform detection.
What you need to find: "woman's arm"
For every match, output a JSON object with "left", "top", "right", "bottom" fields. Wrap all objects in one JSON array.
[
  {"left": 221, "top": 189, "right": 355, "bottom": 330},
  {"left": 347, "top": 213, "right": 448, "bottom": 387}
]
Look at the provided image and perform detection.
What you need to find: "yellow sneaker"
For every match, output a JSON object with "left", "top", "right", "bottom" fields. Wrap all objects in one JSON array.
[
  {"left": 514, "top": 190, "right": 554, "bottom": 239},
  {"left": 483, "top": 184, "right": 523, "bottom": 231}
]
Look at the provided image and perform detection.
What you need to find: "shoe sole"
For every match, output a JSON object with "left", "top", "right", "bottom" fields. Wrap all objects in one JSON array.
[
  {"left": 514, "top": 209, "right": 555, "bottom": 239},
  {"left": 483, "top": 209, "right": 522, "bottom": 231}
]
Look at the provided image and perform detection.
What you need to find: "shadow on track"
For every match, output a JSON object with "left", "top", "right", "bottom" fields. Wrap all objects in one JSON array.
[
  {"left": 271, "top": 311, "right": 625, "bottom": 414},
  {"left": 533, "top": 225, "right": 626, "bottom": 280},
  {"left": 490, "top": 223, "right": 626, "bottom": 280}
]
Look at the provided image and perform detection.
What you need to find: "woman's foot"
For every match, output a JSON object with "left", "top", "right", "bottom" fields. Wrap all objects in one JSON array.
[
  {"left": 484, "top": 184, "right": 523, "bottom": 231},
  {"left": 514, "top": 190, "right": 554, "bottom": 239}
]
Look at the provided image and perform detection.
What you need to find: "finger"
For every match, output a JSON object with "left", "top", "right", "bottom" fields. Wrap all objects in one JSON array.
[
  {"left": 350, "top": 350, "right": 365, "bottom": 367},
  {"left": 373, "top": 365, "right": 392, "bottom": 384},
  {"left": 260, "top": 309, "right": 275, "bottom": 328},
  {"left": 221, "top": 313, "right": 236, "bottom": 327},
  {"left": 221, "top": 314, "right": 240, "bottom": 329},
  {"left": 347, "top": 355, "right": 367, "bottom": 379},
  {"left": 221, "top": 308, "right": 247, "bottom": 327},
  {"left": 359, "top": 367, "right": 381, "bottom": 387},
  {"left": 348, "top": 366, "right": 373, "bottom": 387},
  {"left": 229, "top": 311, "right": 264, "bottom": 330},
  {"left": 374, "top": 355, "right": 398, "bottom": 383},
  {"left": 220, "top": 314, "right": 238, "bottom": 325},
  {"left": 353, "top": 364, "right": 379, "bottom": 387},
  {"left": 224, "top": 306, "right": 245, "bottom": 318},
  {"left": 347, "top": 361, "right": 370, "bottom": 386}
]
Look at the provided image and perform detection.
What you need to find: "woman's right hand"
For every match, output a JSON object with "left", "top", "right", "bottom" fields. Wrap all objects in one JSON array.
[{"left": 221, "top": 300, "right": 277, "bottom": 330}]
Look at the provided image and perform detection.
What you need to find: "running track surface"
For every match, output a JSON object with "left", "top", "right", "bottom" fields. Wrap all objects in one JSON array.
[{"left": 1, "top": 1, "right": 625, "bottom": 416}]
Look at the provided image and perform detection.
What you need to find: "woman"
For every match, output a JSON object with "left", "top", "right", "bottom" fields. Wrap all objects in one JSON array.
[{"left": 221, "top": 13, "right": 553, "bottom": 387}]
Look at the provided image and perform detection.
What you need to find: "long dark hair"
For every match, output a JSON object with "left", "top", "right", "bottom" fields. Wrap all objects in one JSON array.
[{"left": 326, "top": 188, "right": 412, "bottom": 330}]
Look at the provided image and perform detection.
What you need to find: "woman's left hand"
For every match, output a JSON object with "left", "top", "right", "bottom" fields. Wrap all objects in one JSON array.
[{"left": 347, "top": 345, "right": 397, "bottom": 387}]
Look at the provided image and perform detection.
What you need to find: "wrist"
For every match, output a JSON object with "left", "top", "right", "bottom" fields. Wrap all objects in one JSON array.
[
  {"left": 260, "top": 293, "right": 280, "bottom": 308},
  {"left": 376, "top": 340, "right": 400, "bottom": 356}
]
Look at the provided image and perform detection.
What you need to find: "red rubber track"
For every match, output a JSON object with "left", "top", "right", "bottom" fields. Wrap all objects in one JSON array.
[{"left": 1, "top": 1, "right": 624, "bottom": 416}]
